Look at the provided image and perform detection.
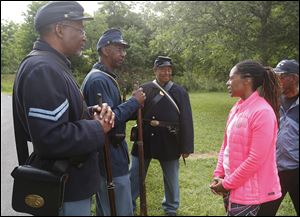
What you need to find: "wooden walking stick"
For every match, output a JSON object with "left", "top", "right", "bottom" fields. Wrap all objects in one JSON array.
[
  {"left": 97, "top": 93, "right": 117, "bottom": 216},
  {"left": 135, "top": 84, "right": 148, "bottom": 216}
]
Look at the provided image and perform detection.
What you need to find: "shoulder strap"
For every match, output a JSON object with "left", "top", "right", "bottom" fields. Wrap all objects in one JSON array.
[
  {"left": 152, "top": 80, "right": 180, "bottom": 114},
  {"left": 81, "top": 68, "right": 122, "bottom": 101},
  {"left": 80, "top": 68, "right": 98, "bottom": 92},
  {"left": 143, "top": 90, "right": 164, "bottom": 117}
]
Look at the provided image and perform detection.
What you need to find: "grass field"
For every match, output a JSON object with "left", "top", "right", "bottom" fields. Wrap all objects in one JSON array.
[
  {"left": 1, "top": 74, "right": 296, "bottom": 216},
  {"left": 1, "top": 74, "right": 15, "bottom": 93},
  {"left": 125, "top": 92, "right": 296, "bottom": 216}
]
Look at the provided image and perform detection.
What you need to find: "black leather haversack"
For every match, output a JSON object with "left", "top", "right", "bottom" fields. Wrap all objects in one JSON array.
[{"left": 11, "top": 165, "right": 68, "bottom": 216}]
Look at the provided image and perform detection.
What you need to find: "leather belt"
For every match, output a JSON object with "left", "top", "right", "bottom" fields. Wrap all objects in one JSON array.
[{"left": 143, "top": 119, "right": 179, "bottom": 128}]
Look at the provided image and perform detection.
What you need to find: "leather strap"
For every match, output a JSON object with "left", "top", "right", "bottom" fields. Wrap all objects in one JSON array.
[
  {"left": 143, "top": 119, "right": 179, "bottom": 128},
  {"left": 142, "top": 80, "right": 175, "bottom": 117},
  {"left": 152, "top": 80, "right": 180, "bottom": 114}
]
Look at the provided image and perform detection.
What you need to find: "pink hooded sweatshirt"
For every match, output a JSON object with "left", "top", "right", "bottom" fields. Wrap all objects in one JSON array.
[{"left": 214, "top": 91, "right": 282, "bottom": 205}]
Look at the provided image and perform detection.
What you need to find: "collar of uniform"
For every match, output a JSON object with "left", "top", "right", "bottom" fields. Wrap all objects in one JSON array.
[
  {"left": 93, "top": 62, "right": 117, "bottom": 79},
  {"left": 33, "top": 39, "right": 71, "bottom": 68},
  {"left": 155, "top": 79, "right": 170, "bottom": 88}
]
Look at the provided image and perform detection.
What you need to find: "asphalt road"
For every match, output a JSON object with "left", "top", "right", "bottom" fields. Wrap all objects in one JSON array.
[{"left": 1, "top": 93, "right": 30, "bottom": 216}]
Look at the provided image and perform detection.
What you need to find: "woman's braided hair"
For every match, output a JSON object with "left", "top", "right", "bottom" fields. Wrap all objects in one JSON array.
[{"left": 235, "top": 60, "right": 281, "bottom": 123}]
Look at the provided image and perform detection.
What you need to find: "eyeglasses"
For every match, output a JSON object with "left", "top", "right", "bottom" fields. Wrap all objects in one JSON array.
[
  {"left": 61, "top": 24, "right": 86, "bottom": 36},
  {"left": 110, "top": 46, "right": 127, "bottom": 54}
]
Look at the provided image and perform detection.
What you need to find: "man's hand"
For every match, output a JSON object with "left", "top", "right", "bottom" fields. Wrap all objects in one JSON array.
[
  {"left": 132, "top": 87, "right": 146, "bottom": 105},
  {"left": 93, "top": 103, "right": 115, "bottom": 133}
]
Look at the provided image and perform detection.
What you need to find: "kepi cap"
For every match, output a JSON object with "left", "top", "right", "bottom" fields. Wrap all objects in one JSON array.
[
  {"left": 34, "top": 1, "right": 93, "bottom": 31},
  {"left": 96, "top": 28, "right": 129, "bottom": 51},
  {"left": 274, "top": 59, "right": 299, "bottom": 75},
  {"left": 154, "top": 56, "right": 172, "bottom": 68}
]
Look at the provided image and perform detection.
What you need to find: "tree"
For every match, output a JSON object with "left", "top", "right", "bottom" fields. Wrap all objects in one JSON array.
[{"left": 1, "top": 1, "right": 299, "bottom": 92}]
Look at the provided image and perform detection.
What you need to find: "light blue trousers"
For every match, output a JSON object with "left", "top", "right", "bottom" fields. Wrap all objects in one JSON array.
[
  {"left": 129, "top": 156, "right": 180, "bottom": 214},
  {"left": 96, "top": 174, "right": 134, "bottom": 216},
  {"left": 59, "top": 197, "right": 91, "bottom": 216}
]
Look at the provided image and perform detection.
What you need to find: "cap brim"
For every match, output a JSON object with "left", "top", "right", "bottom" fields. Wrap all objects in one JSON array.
[
  {"left": 112, "top": 40, "right": 130, "bottom": 48},
  {"left": 70, "top": 16, "right": 94, "bottom": 21},
  {"left": 158, "top": 62, "right": 172, "bottom": 67},
  {"left": 273, "top": 68, "right": 286, "bottom": 74}
]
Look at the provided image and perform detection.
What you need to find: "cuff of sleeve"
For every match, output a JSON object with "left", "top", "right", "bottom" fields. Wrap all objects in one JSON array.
[
  {"left": 92, "top": 120, "right": 105, "bottom": 150},
  {"left": 222, "top": 178, "right": 231, "bottom": 190},
  {"left": 128, "top": 97, "right": 140, "bottom": 108}
]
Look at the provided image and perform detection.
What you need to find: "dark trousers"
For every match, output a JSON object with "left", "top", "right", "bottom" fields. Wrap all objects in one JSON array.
[{"left": 257, "top": 168, "right": 299, "bottom": 216}]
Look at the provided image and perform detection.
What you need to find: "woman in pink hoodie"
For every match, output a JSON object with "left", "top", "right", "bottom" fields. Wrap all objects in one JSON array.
[{"left": 210, "top": 60, "right": 282, "bottom": 216}]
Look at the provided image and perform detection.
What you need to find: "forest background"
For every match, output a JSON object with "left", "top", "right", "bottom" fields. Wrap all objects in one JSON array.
[{"left": 1, "top": 1, "right": 299, "bottom": 93}]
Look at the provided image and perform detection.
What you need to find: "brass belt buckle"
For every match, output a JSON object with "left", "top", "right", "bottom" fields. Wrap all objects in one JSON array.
[{"left": 150, "top": 120, "right": 159, "bottom": 127}]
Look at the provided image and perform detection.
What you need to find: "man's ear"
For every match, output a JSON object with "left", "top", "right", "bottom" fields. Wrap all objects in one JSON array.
[
  {"left": 153, "top": 67, "right": 159, "bottom": 76},
  {"left": 102, "top": 47, "right": 110, "bottom": 57},
  {"left": 55, "top": 24, "right": 64, "bottom": 39}
]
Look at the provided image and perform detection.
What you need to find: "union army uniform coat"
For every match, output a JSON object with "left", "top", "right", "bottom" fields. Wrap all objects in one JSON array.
[
  {"left": 13, "top": 40, "right": 105, "bottom": 201},
  {"left": 81, "top": 62, "right": 140, "bottom": 177},
  {"left": 131, "top": 80, "right": 194, "bottom": 161}
]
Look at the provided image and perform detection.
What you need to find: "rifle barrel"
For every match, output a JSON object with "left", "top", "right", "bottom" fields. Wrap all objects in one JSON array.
[
  {"left": 137, "top": 107, "right": 147, "bottom": 216},
  {"left": 97, "top": 93, "right": 117, "bottom": 216}
]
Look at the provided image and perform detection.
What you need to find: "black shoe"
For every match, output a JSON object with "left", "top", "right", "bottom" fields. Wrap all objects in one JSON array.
[{"left": 166, "top": 212, "right": 176, "bottom": 216}]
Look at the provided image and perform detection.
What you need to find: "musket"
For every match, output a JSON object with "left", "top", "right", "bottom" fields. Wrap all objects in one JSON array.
[
  {"left": 135, "top": 84, "right": 148, "bottom": 216},
  {"left": 97, "top": 93, "right": 117, "bottom": 216}
]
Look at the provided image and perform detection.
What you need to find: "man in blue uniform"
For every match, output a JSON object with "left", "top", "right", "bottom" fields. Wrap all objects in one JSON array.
[
  {"left": 81, "top": 28, "right": 145, "bottom": 215},
  {"left": 12, "top": 2, "right": 115, "bottom": 215},
  {"left": 266, "top": 59, "right": 299, "bottom": 215},
  {"left": 129, "top": 56, "right": 194, "bottom": 216}
]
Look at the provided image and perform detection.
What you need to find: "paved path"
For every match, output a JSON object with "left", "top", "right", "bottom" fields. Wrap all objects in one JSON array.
[{"left": 1, "top": 93, "right": 30, "bottom": 216}]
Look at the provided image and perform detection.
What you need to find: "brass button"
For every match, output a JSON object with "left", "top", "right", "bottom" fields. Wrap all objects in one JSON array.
[{"left": 150, "top": 120, "right": 159, "bottom": 127}]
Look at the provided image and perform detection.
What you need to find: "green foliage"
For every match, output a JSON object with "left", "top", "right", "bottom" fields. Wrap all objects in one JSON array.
[
  {"left": 1, "top": 21, "right": 21, "bottom": 74},
  {"left": 1, "top": 1, "right": 299, "bottom": 92}
]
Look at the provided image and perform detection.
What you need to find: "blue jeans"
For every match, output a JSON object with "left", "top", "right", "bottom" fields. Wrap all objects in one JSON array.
[
  {"left": 59, "top": 197, "right": 91, "bottom": 216},
  {"left": 129, "top": 156, "right": 179, "bottom": 214},
  {"left": 96, "top": 174, "right": 133, "bottom": 216}
]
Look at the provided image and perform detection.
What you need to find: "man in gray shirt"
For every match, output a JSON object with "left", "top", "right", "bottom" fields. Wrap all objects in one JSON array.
[{"left": 271, "top": 59, "right": 299, "bottom": 216}]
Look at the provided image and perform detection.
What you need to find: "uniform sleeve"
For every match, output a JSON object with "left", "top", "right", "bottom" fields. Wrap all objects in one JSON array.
[
  {"left": 85, "top": 79, "right": 140, "bottom": 126},
  {"left": 222, "top": 110, "right": 278, "bottom": 190},
  {"left": 178, "top": 89, "right": 194, "bottom": 154},
  {"left": 22, "top": 64, "right": 104, "bottom": 159}
]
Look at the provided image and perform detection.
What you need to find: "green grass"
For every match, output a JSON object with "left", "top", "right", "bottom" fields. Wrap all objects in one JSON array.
[
  {"left": 1, "top": 74, "right": 15, "bottom": 93},
  {"left": 1, "top": 76, "right": 296, "bottom": 216},
  {"left": 132, "top": 159, "right": 296, "bottom": 216},
  {"left": 125, "top": 92, "right": 296, "bottom": 216},
  {"left": 189, "top": 92, "right": 237, "bottom": 153}
]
